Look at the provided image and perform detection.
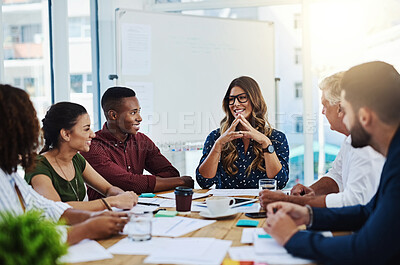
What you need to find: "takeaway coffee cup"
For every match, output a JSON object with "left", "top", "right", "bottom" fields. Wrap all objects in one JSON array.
[
  {"left": 206, "top": 197, "right": 235, "bottom": 216},
  {"left": 175, "top": 186, "right": 193, "bottom": 212}
]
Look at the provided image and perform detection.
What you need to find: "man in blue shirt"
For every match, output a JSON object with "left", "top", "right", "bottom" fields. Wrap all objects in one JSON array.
[{"left": 263, "top": 61, "right": 400, "bottom": 265}]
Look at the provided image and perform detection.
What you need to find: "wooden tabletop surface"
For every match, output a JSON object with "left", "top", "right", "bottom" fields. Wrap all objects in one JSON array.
[{"left": 68, "top": 189, "right": 314, "bottom": 265}]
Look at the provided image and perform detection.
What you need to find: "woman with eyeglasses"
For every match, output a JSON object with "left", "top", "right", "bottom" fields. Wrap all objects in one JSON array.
[{"left": 196, "top": 76, "right": 289, "bottom": 189}]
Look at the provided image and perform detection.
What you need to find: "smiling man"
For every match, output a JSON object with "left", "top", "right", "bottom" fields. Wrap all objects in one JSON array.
[
  {"left": 263, "top": 61, "right": 400, "bottom": 264},
  {"left": 82, "top": 86, "right": 193, "bottom": 199}
]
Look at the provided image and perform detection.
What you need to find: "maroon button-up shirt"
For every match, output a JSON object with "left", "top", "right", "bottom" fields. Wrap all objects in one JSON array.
[{"left": 81, "top": 124, "right": 180, "bottom": 199}]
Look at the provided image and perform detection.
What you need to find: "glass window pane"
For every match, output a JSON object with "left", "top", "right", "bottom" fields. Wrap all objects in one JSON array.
[
  {"left": 2, "top": 0, "right": 52, "bottom": 120},
  {"left": 68, "top": 0, "right": 95, "bottom": 128}
]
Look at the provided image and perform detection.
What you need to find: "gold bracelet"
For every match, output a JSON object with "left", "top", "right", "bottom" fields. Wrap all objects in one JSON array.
[{"left": 101, "top": 198, "right": 113, "bottom": 211}]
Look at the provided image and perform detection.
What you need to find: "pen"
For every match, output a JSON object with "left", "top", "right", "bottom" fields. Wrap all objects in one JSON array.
[
  {"left": 101, "top": 198, "right": 113, "bottom": 211},
  {"left": 138, "top": 202, "right": 160, "bottom": 206}
]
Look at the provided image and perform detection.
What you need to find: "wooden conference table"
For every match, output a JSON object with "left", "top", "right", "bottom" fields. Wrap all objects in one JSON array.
[{"left": 69, "top": 189, "right": 314, "bottom": 265}]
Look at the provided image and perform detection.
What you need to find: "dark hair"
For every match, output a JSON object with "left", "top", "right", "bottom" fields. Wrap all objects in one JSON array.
[
  {"left": 101, "top": 86, "right": 136, "bottom": 119},
  {"left": 342, "top": 61, "right": 400, "bottom": 125},
  {"left": 0, "top": 84, "right": 40, "bottom": 174},
  {"left": 40, "top": 102, "right": 87, "bottom": 153},
  {"left": 220, "top": 76, "right": 273, "bottom": 176}
]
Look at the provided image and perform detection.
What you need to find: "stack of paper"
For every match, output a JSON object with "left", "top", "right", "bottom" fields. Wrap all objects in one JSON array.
[
  {"left": 59, "top": 239, "right": 113, "bottom": 263},
  {"left": 228, "top": 246, "right": 312, "bottom": 265},
  {"left": 109, "top": 237, "right": 231, "bottom": 265},
  {"left": 230, "top": 228, "right": 312, "bottom": 264}
]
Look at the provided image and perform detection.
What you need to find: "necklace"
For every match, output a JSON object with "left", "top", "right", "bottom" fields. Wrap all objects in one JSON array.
[{"left": 55, "top": 157, "right": 80, "bottom": 201}]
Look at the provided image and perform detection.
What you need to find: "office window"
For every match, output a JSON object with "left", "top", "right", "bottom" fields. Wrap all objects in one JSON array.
[
  {"left": 2, "top": 0, "right": 52, "bottom": 120},
  {"left": 295, "top": 82, "right": 302, "bottom": 98},
  {"left": 68, "top": 0, "right": 95, "bottom": 128},
  {"left": 68, "top": 17, "right": 90, "bottom": 39},
  {"left": 294, "top": 13, "right": 301, "bottom": 29},
  {"left": 294, "top": 47, "right": 301, "bottom": 64},
  {"left": 21, "top": 24, "right": 41, "bottom": 43},
  {"left": 70, "top": 74, "right": 83, "bottom": 93},
  {"left": 294, "top": 116, "right": 303, "bottom": 133}
]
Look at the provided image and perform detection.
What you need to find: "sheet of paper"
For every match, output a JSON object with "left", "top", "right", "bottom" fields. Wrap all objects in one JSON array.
[
  {"left": 122, "top": 216, "right": 215, "bottom": 237},
  {"left": 131, "top": 204, "right": 159, "bottom": 213},
  {"left": 241, "top": 228, "right": 266, "bottom": 244},
  {"left": 157, "top": 191, "right": 209, "bottom": 200},
  {"left": 152, "top": 216, "right": 215, "bottom": 237},
  {"left": 254, "top": 237, "right": 287, "bottom": 255},
  {"left": 234, "top": 202, "right": 261, "bottom": 213},
  {"left": 228, "top": 246, "right": 312, "bottom": 264},
  {"left": 108, "top": 237, "right": 169, "bottom": 255},
  {"left": 138, "top": 197, "right": 175, "bottom": 207},
  {"left": 59, "top": 239, "right": 113, "bottom": 263},
  {"left": 144, "top": 237, "right": 232, "bottom": 265},
  {"left": 207, "top": 189, "right": 261, "bottom": 197},
  {"left": 121, "top": 23, "right": 151, "bottom": 76}
]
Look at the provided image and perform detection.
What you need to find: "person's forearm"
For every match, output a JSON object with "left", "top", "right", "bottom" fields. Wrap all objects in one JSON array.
[
  {"left": 309, "top": 177, "right": 339, "bottom": 196},
  {"left": 66, "top": 200, "right": 107, "bottom": 211},
  {"left": 282, "top": 195, "right": 327, "bottom": 207},
  {"left": 105, "top": 186, "right": 124, "bottom": 196},
  {"left": 198, "top": 143, "right": 222, "bottom": 179},
  {"left": 263, "top": 152, "right": 282, "bottom": 179},
  {"left": 154, "top": 177, "right": 185, "bottom": 192},
  {"left": 60, "top": 208, "right": 91, "bottom": 225},
  {"left": 66, "top": 222, "right": 90, "bottom": 245}
]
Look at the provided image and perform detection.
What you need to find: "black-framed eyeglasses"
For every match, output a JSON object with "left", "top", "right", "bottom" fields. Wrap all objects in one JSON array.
[{"left": 227, "top": 93, "right": 248, "bottom": 105}]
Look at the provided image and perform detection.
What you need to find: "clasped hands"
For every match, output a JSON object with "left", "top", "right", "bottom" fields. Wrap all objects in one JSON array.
[
  {"left": 215, "top": 114, "right": 271, "bottom": 151},
  {"left": 263, "top": 202, "right": 310, "bottom": 246}
]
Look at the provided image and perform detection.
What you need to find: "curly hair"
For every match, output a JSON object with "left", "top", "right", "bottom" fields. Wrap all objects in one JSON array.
[
  {"left": 0, "top": 84, "right": 40, "bottom": 174},
  {"left": 220, "top": 76, "right": 273, "bottom": 176}
]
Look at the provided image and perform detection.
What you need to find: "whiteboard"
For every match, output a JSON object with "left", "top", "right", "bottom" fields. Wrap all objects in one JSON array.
[{"left": 115, "top": 9, "right": 275, "bottom": 146}]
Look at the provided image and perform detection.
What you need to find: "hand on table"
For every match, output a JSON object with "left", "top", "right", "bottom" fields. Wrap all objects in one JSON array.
[
  {"left": 259, "top": 189, "right": 287, "bottom": 209},
  {"left": 263, "top": 210, "right": 299, "bottom": 246},
  {"left": 84, "top": 215, "right": 128, "bottom": 240},
  {"left": 108, "top": 191, "right": 138, "bottom": 209},
  {"left": 291, "top": 183, "right": 315, "bottom": 197},
  {"left": 180, "top": 175, "right": 195, "bottom": 188}
]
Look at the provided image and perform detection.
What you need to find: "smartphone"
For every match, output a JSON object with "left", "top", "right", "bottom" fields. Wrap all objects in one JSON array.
[{"left": 245, "top": 212, "right": 267, "bottom": 219}]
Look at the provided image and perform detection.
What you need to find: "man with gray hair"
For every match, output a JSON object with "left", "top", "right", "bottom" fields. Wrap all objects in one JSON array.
[{"left": 259, "top": 71, "right": 385, "bottom": 208}]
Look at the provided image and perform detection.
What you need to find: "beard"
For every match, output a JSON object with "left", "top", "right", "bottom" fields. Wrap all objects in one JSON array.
[{"left": 350, "top": 119, "right": 371, "bottom": 148}]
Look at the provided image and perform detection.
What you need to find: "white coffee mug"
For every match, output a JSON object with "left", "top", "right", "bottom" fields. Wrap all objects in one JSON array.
[{"left": 206, "top": 197, "right": 235, "bottom": 216}]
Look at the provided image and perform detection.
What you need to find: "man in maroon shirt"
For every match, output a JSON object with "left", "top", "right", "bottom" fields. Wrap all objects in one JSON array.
[{"left": 82, "top": 86, "right": 194, "bottom": 199}]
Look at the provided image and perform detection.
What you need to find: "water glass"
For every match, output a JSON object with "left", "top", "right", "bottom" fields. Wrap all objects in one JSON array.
[
  {"left": 259, "top": 179, "right": 277, "bottom": 191},
  {"left": 127, "top": 211, "right": 152, "bottom": 241}
]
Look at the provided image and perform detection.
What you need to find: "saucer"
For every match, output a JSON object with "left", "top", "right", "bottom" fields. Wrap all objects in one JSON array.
[{"left": 199, "top": 208, "right": 237, "bottom": 219}]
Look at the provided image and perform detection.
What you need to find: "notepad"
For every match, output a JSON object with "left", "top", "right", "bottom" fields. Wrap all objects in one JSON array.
[
  {"left": 155, "top": 210, "right": 178, "bottom": 217},
  {"left": 236, "top": 219, "right": 259, "bottom": 227}
]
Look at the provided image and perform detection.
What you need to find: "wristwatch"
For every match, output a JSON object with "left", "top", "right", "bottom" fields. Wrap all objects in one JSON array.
[{"left": 262, "top": 144, "right": 275, "bottom": 154}]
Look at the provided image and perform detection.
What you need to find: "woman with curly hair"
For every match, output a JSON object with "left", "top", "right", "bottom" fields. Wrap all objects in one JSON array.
[{"left": 196, "top": 76, "right": 289, "bottom": 189}]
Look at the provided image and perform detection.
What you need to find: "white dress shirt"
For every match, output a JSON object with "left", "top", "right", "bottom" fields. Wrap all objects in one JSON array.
[
  {"left": 0, "top": 168, "right": 71, "bottom": 222},
  {"left": 325, "top": 136, "right": 385, "bottom": 207}
]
